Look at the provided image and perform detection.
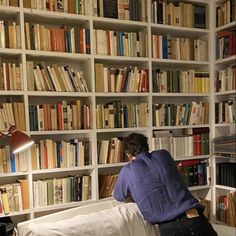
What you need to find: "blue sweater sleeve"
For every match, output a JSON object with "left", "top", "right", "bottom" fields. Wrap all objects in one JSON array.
[{"left": 113, "top": 166, "right": 129, "bottom": 202}]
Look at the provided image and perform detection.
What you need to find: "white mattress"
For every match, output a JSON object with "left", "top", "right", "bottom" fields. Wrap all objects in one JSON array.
[{"left": 22, "top": 203, "right": 159, "bottom": 236}]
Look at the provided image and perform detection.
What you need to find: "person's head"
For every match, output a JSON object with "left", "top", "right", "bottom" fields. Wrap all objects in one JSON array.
[{"left": 124, "top": 133, "right": 149, "bottom": 160}]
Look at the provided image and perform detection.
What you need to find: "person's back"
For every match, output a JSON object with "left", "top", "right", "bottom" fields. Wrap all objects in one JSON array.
[
  {"left": 113, "top": 133, "right": 217, "bottom": 236},
  {"left": 122, "top": 149, "right": 201, "bottom": 224}
]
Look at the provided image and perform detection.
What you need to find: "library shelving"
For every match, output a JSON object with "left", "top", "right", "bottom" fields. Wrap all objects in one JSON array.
[
  {"left": 0, "top": 0, "right": 231, "bottom": 230},
  {"left": 211, "top": 0, "right": 236, "bottom": 231}
]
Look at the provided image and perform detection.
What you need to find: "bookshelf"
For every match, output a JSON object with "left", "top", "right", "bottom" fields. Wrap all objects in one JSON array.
[
  {"left": 0, "top": 0, "right": 232, "bottom": 230},
  {"left": 211, "top": 0, "right": 236, "bottom": 231}
]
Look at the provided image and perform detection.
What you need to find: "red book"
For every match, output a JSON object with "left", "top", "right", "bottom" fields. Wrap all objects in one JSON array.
[
  {"left": 50, "top": 28, "right": 56, "bottom": 51},
  {"left": 178, "top": 159, "right": 201, "bottom": 167},
  {"left": 44, "top": 144, "right": 48, "bottom": 169},
  {"left": 43, "top": 104, "right": 48, "bottom": 131},
  {"left": 57, "top": 102, "right": 63, "bottom": 130},
  {"left": 79, "top": 28, "right": 84, "bottom": 54},
  {"left": 59, "top": 28, "right": 65, "bottom": 52},
  {"left": 106, "top": 30, "right": 111, "bottom": 55}
]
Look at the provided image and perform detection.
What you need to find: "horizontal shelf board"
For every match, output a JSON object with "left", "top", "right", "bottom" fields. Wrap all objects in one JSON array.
[
  {"left": 152, "top": 93, "right": 209, "bottom": 97},
  {"left": 215, "top": 55, "right": 236, "bottom": 65},
  {"left": 152, "top": 124, "right": 210, "bottom": 130},
  {"left": 25, "top": 50, "right": 91, "bottom": 61},
  {"left": 214, "top": 153, "right": 236, "bottom": 161},
  {"left": 0, "top": 90, "right": 25, "bottom": 96},
  {"left": 0, "top": 5, "right": 20, "bottom": 16},
  {"left": 0, "top": 48, "right": 22, "bottom": 55},
  {"left": 27, "top": 91, "right": 93, "bottom": 97},
  {"left": 97, "top": 162, "right": 128, "bottom": 168},
  {"left": 215, "top": 123, "right": 235, "bottom": 127},
  {"left": 93, "top": 17, "right": 148, "bottom": 30},
  {"left": 0, "top": 172, "right": 28, "bottom": 177},
  {"left": 94, "top": 55, "right": 148, "bottom": 63},
  {"left": 95, "top": 92, "right": 149, "bottom": 97},
  {"left": 215, "top": 185, "right": 236, "bottom": 191},
  {"left": 185, "top": 0, "right": 209, "bottom": 3},
  {"left": 0, "top": 210, "right": 30, "bottom": 218},
  {"left": 174, "top": 155, "right": 210, "bottom": 161},
  {"left": 96, "top": 127, "right": 148, "bottom": 133},
  {"left": 30, "top": 130, "right": 92, "bottom": 135},
  {"left": 189, "top": 185, "right": 211, "bottom": 191},
  {"left": 98, "top": 196, "right": 114, "bottom": 202},
  {"left": 216, "top": 21, "right": 236, "bottom": 32},
  {"left": 33, "top": 199, "right": 96, "bottom": 213},
  {"left": 151, "top": 23, "right": 209, "bottom": 37},
  {"left": 152, "top": 58, "right": 209, "bottom": 67},
  {"left": 215, "top": 90, "right": 236, "bottom": 97},
  {"left": 23, "top": 8, "right": 90, "bottom": 23},
  {"left": 32, "top": 165, "right": 95, "bottom": 174}
]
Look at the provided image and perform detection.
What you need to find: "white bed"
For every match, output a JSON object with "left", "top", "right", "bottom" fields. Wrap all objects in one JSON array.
[
  {"left": 17, "top": 200, "right": 235, "bottom": 236},
  {"left": 17, "top": 200, "right": 159, "bottom": 236}
]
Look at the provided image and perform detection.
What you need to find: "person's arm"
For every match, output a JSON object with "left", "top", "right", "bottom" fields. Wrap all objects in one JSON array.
[{"left": 113, "top": 166, "right": 130, "bottom": 202}]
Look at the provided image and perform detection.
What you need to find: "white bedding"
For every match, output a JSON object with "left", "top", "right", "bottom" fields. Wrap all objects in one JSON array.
[{"left": 23, "top": 203, "right": 159, "bottom": 236}]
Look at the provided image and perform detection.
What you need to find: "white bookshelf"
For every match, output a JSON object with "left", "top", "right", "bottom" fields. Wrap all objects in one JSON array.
[
  {"left": 211, "top": 0, "right": 236, "bottom": 232},
  {"left": 0, "top": 0, "right": 229, "bottom": 228}
]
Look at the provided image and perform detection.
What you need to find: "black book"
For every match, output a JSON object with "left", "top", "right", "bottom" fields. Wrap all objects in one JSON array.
[{"left": 103, "top": 0, "right": 118, "bottom": 19}]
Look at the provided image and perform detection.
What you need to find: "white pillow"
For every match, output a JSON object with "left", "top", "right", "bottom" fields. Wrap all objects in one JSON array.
[{"left": 24, "top": 203, "right": 159, "bottom": 236}]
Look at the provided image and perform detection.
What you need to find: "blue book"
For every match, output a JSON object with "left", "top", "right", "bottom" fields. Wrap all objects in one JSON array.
[
  {"left": 162, "top": 35, "right": 168, "bottom": 59},
  {"left": 85, "top": 28, "right": 91, "bottom": 54},
  {"left": 65, "top": 30, "right": 71, "bottom": 53},
  {"left": 10, "top": 146, "right": 16, "bottom": 172},
  {"left": 118, "top": 32, "right": 124, "bottom": 56}
]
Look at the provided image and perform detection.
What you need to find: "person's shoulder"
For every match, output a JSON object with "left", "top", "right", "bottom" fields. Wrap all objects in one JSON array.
[{"left": 151, "top": 149, "right": 172, "bottom": 157}]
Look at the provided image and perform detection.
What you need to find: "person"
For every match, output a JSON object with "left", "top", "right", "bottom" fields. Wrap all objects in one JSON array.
[{"left": 113, "top": 133, "right": 217, "bottom": 236}]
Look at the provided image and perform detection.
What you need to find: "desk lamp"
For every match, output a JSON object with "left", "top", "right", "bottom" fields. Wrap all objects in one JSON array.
[{"left": 0, "top": 125, "right": 34, "bottom": 154}]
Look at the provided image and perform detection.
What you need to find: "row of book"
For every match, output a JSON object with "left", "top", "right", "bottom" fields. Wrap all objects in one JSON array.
[
  {"left": 216, "top": 30, "right": 236, "bottom": 60},
  {"left": 0, "top": 20, "right": 21, "bottom": 49},
  {"left": 213, "top": 134, "right": 236, "bottom": 156},
  {"left": 177, "top": 159, "right": 208, "bottom": 187},
  {"left": 23, "top": 0, "right": 89, "bottom": 15},
  {"left": 29, "top": 100, "right": 91, "bottom": 131},
  {"left": 152, "top": 35, "right": 208, "bottom": 61},
  {"left": 0, "top": 0, "right": 18, "bottom": 6},
  {"left": 0, "top": 60, "right": 22, "bottom": 91},
  {"left": 95, "top": 64, "right": 149, "bottom": 93},
  {"left": 31, "top": 139, "right": 90, "bottom": 170},
  {"left": 96, "top": 102, "right": 149, "bottom": 129},
  {"left": 152, "top": 69, "right": 209, "bottom": 94},
  {"left": 0, "top": 101, "right": 26, "bottom": 132},
  {"left": 25, "top": 23, "right": 90, "bottom": 54},
  {"left": 215, "top": 100, "right": 236, "bottom": 124},
  {"left": 94, "top": 30, "right": 147, "bottom": 57},
  {"left": 152, "top": 1, "right": 206, "bottom": 29},
  {"left": 151, "top": 130, "right": 210, "bottom": 158},
  {"left": 94, "top": 0, "right": 147, "bottom": 22},
  {"left": 99, "top": 174, "right": 118, "bottom": 199},
  {"left": 216, "top": 163, "right": 236, "bottom": 188},
  {"left": 26, "top": 61, "right": 89, "bottom": 92},
  {"left": 98, "top": 138, "right": 125, "bottom": 164},
  {"left": 217, "top": 192, "right": 236, "bottom": 227},
  {"left": 33, "top": 175, "right": 91, "bottom": 208},
  {"left": 215, "top": 65, "right": 236, "bottom": 92},
  {"left": 0, "top": 179, "right": 29, "bottom": 215},
  {"left": 153, "top": 102, "right": 209, "bottom": 127},
  {"left": 0, "top": 146, "right": 28, "bottom": 173},
  {"left": 216, "top": 0, "right": 236, "bottom": 27}
]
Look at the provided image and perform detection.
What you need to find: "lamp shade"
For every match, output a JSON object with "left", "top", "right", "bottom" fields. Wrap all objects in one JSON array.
[{"left": 10, "top": 127, "right": 34, "bottom": 154}]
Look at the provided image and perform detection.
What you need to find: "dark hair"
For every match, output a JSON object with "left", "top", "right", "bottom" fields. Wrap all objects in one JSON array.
[{"left": 124, "top": 133, "right": 149, "bottom": 156}]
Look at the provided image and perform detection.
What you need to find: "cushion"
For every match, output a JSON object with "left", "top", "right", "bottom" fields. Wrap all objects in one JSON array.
[{"left": 23, "top": 203, "right": 159, "bottom": 236}]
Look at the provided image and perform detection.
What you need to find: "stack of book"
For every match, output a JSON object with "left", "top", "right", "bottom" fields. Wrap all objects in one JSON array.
[{"left": 213, "top": 134, "right": 236, "bottom": 156}]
